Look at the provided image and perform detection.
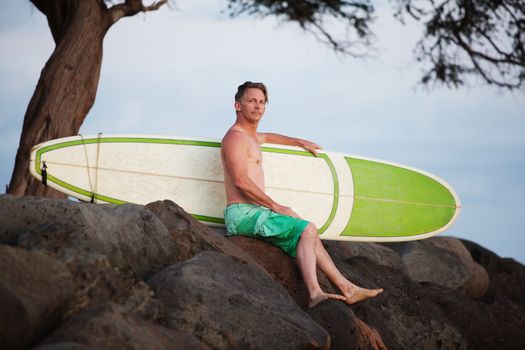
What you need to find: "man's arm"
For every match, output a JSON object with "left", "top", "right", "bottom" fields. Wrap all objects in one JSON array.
[
  {"left": 222, "top": 132, "right": 300, "bottom": 218},
  {"left": 257, "top": 132, "right": 322, "bottom": 156}
]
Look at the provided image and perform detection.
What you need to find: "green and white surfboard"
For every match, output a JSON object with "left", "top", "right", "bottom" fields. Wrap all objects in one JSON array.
[{"left": 29, "top": 134, "right": 461, "bottom": 242}]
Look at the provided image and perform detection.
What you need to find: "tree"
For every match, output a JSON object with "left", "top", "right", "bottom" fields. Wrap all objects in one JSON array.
[
  {"left": 7, "top": 0, "right": 375, "bottom": 197},
  {"left": 8, "top": 0, "right": 524, "bottom": 197},
  {"left": 393, "top": 0, "right": 525, "bottom": 89},
  {"left": 8, "top": 0, "right": 168, "bottom": 198}
]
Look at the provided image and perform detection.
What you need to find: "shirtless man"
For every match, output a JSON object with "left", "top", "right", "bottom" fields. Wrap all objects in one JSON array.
[{"left": 221, "top": 81, "right": 383, "bottom": 308}]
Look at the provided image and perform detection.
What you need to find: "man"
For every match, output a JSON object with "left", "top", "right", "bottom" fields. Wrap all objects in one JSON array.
[{"left": 221, "top": 81, "right": 383, "bottom": 308}]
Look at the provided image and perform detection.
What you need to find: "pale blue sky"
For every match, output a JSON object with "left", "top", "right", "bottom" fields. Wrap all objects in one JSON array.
[{"left": 1, "top": 1, "right": 524, "bottom": 263}]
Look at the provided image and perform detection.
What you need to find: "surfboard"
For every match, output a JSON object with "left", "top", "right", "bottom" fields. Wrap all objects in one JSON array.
[{"left": 29, "top": 134, "right": 461, "bottom": 242}]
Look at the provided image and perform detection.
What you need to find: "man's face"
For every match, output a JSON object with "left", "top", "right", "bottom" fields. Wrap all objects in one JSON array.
[{"left": 235, "top": 88, "right": 266, "bottom": 123}]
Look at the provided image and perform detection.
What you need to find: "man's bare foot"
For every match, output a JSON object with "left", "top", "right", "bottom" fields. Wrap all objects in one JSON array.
[
  {"left": 343, "top": 285, "right": 383, "bottom": 304},
  {"left": 308, "top": 292, "right": 346, "bottom": 308}
]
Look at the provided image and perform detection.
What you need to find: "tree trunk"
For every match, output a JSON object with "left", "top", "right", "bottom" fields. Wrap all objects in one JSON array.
[{"left": 8, "top": 0, "right": 112, "bottom": 197}]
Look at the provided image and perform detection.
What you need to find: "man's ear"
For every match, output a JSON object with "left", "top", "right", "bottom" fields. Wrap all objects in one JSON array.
[{"left": 234, "top": 101, "right": 241, "bottom": 112}]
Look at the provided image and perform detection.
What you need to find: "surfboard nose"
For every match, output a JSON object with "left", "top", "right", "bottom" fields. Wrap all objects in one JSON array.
[{"left": 342, "top": 157, "right": 460, "bottom": 239}]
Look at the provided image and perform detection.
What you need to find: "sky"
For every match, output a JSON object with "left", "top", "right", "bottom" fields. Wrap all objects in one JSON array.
[{"left": 1, "top": 0, "right": 524, "bottom": 263}]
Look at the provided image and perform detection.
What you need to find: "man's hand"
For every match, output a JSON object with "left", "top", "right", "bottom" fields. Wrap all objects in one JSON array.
[
  {"left": 272, "top": 204, "right": 302, "bottom": 219},
  {"left": 299, "top": 140, "right": 322, "bottom": 157},
  {"left": 257, "top": 133, "right": 322, "bottom": 156}
]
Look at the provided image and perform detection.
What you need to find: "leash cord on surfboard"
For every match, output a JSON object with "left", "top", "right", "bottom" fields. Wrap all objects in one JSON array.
[
  {"left": 94, "top": 132, "right": 102, "bottom": 203},
  {"left": 80, "top": 133, "right": 102, "bottom": 203}
]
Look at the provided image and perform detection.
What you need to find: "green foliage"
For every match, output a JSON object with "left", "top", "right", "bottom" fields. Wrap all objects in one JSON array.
[
  {"left": 225, "top": 0, "right": 375, "bottom": 56},
  {"left": 393, "top": 0, "right": 525, "bottom": 90}
]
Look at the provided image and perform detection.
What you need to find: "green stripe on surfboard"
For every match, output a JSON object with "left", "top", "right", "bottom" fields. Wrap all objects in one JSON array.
[{"left": 343, "top": 157, "right": 457, "bottom": 237}]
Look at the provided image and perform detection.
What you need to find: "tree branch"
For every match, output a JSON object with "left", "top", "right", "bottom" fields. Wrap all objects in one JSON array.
[
  {"left": 395, "top": 0, "right": 525, "bottom": 90},
  {"left": 225, "top": 0, "right": 375, "bottom": 57},
  {"left": 109, "top": 0, "right": 168, "bottom": 24}
]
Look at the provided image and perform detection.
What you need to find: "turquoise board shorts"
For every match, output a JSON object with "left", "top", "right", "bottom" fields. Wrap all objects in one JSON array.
[{"left": 224, "top": 203, "right": 310, "bottom": 257}]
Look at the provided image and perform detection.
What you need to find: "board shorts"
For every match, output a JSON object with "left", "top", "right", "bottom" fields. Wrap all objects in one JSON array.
[{"left": 224, "top": 203, "right": 310, "bottom": 257}]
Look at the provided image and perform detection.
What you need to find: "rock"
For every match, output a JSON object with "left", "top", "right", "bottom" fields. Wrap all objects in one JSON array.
[
  {"left": 148, "top": 251, "right": 330, "bottom": 350},
  {"left": 38, "top": 302, "right": 209, "bottom": 350},
  {"left": 229, "top": 235, "right": 338, "bottom": 308},
  {"left": 331, "top": 256, "right": 467, "bottom": 349},
  {"left": 57, "top": 249, "right": 160, "bottom": 319},
  {"left": 3, "top": 194, "right": 524, "bottom": 349},
  {"left": 0, "top": 195, "right": 177, "bottom": 317},
  {"left": 428, "top": 237, "right": 489, "bottom": 298},
  {"left": 462, "top": 239, "right": 525, "bottom": 309},
  {"left": 0, "top": 245, "right": 74, "bottom": 350},
  {"left": 145, "top": 200, "right": 261, "bottom": 267},
  {"left": 421, "top": 282, "right": 525, "bottom": 349},
  {"left": 388, "top": 240, "right": 473, "bottom": 293},
  {"left": 0, "top": 195, "right": 177, "bottom": 278},
  {"left": 325, "top": 240, "right": 405, "bottom": 271},
  {"left": 307, "top": 299, "right": 387, "bottom": 350},
  {"left": 31, "top": 343, "right": 93, "bottom": 350}
]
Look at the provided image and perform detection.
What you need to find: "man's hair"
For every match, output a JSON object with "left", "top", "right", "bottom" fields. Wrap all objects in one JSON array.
[{"left": 235, "top": 81, "right": 268, "bottom": 103}]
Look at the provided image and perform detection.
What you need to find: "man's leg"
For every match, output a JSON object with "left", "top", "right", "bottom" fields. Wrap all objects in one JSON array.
[
  {"left": 296, "top": 223, "right": 346, "bottom": 308},
  {"left": 296, "top": 223, "right": 383, "bottom": 307},
  {"left": 312, "top": 230, "right": 383, "bottom": 304}
]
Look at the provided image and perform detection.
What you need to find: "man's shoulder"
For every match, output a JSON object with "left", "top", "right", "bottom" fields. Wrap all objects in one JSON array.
[{"left": 223, "top": 128, "right": 255, "bottom": 146}]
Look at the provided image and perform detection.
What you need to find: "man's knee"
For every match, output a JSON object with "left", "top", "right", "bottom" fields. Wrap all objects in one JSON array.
[{"left": 301, "top": 223, "right": 318, "bottom": 238}]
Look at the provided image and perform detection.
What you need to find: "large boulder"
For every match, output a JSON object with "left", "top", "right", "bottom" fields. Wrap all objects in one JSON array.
[
  {"left": 324, "top": 240, "right": 405, "bottom": 271},
  {"left": 31, "top": 343, "right": 93, "bottom": 350},
  {"left": 387, "top": 239, "right": 477, "bottom": 295},
  {"left": 37, "top": 302, "right": 209, "bottom": 350},
  {"left": 331, "top": 256, "right": 467, "bottom": 349},
  {"left": 0, "top": 195, "right": 178, "bottom": 317},
  {"left": 421, "top": 282, "right": 525, "bottom": 349},
  {"left": 228, "top": 235, "right": 337, "bottom": 308},
  {"left": 462, "top": 239, "right": 525, "bottom": 317},
  {"left": 145, "top": 200, "right": 261, "bottom": 267},
  {"left": 307, "top": 299, "right": 387, "bottom": 350},
  {"left": 148, "top": 251, "right": 330, "bottom": 349},
  {"left": 0, "top": 245, "right": 74, "bottom": 350},
  {"left": 0, "top": 195, "right": 177, "bottom": 278},
  {"left": 428, "top": 237, "right": 489, "bottom": 298}
]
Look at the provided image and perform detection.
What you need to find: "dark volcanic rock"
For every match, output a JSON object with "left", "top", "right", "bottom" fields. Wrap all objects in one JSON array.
[
  {"left": 148, "top": 251, "right": 330, "bottom": 350},
  {"left": 421, "top": 282, "right": 525, "bottom": 350},
  {"left": 387, "top": 239, "right": 486, "bottom": 297},
  {"left": 307, "top": 299, "right": 387, "bottom": 350},
  {"left": 325, "top": 240, "right": 405, "bottom": 271},
  {"left": 0, "top": 245, "right": 74, "bottom": 350},
  {"left": 229, "top": 235, "right": 337, "bottom": 308},
  {"left": 2, "top": 195, "right": 524, "bottom": 350},
  {"left": 145, "top": 200, "right": 261, "bottom": 267},
  {"left": 428, "top": 237, "right": 489, "bottom": 298},
  {"left": 38, "top": 302, "right": 209, "bottom": 350},
  {"left": 0, "top": 195, "right": 177, "bottom": 278},
  {"left": 462, "top": 239, "right": 525, "bottom": 311},
  {"left": 331, "top": 256, "right": 467, "bottom": 349},
  {"left": 31, "top": 343, "right": 93, "bottom": 350},
  {"left": 0, "top": 195, "right": 176, "bottom": 317}
]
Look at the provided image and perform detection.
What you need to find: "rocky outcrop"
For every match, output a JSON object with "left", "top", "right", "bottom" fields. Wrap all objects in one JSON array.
[
  {"left": 307, "top": 300, "right": 387, "bottom": 350},
  {"left": 0, "top": 245, "right": 74, "bottom": 350},
  {"left": 149, "top": 251, "right": 330, "bottom": 349},
  {"left": 387, "top": 238, "right": 489, "bottom": 298},
  {"left": 38, "top": 301, "right": 209, "bottom": 350},
  {"left": 1, "top": 195, "right": 524, "bottom": 349}
]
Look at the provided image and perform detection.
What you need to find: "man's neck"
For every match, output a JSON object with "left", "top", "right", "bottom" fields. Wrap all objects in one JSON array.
[{"left": 233, "top": 118, "right": 258, "bottom": 137}]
